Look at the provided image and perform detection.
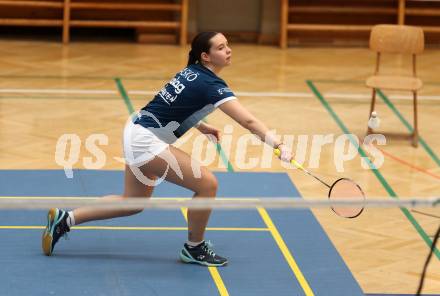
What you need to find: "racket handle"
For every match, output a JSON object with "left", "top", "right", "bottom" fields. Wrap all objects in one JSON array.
[{"left": 273, "top": 148, "right": 305, "bottom": 171}]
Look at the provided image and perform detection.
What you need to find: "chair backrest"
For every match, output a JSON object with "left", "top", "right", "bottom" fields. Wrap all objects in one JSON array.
[{"left": 370, "top": 25, "right": 424, "bottom": 55}]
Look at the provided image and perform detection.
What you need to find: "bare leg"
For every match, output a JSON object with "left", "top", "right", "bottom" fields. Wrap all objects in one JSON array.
[
  {"left": 72, "top": 145, "right": 216, "bottom": 242},
  {"left": 72, "top": 165, "right": 156, "bottom": 225},
  {"left": 141, "top": 146, "right": 218, "bottom": 242}
]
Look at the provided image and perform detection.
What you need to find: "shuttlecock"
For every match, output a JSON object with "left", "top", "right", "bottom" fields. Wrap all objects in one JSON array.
[{"left": 368, "top": 111, "right": 380, "bottom": 129}]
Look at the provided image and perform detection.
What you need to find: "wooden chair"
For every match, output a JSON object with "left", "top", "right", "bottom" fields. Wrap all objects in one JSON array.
[{"left": 366, "top": 24, "right": 424, "bottom": 147}]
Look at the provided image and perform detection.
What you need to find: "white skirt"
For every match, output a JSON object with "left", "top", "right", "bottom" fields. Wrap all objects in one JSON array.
[{"left": 123, "top": 120, "right": 169, "bottom": 166}]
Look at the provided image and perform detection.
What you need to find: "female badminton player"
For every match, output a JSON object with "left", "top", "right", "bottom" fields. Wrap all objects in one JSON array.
[{"left": 42, "top": 32, "right": 293, "bottom": 267}]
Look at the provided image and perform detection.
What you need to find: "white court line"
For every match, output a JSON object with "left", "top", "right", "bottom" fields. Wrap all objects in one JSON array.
[
  {"left": 1, "top": 88, "right": 440, "bottom": 101},
  {"left": 129, "top": 90, "right": 313, "bottom": 98},
  {"left": 324, "top": 93, "right": 440, "bottom": 101},
  {"left": 0, "top": 89, "right": 117, "bottom": 95},
  {"left": 132, "top": 91, "right": 440, "bottom": 101}
]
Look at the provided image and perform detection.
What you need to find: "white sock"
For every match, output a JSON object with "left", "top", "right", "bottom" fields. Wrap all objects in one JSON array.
[
  {"left": 187, "top": 240, "right": 204, "bottom": 248},
  {"left": 67, "top": 211, "right": 75, "bottom": 227}
]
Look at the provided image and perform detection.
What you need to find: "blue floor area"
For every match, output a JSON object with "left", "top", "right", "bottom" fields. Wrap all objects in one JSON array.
[{"left": 0, "top": 170, "right": 364, "bottom": 296}]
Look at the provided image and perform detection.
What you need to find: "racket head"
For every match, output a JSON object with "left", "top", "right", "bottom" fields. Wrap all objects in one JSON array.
[{"left": 328, "top": 178, "right": 365, "bottom": 218}]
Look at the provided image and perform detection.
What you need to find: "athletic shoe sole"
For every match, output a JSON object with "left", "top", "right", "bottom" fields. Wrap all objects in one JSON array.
[{"left": 42, "top": 208, "right": 58, "bottom": 256}]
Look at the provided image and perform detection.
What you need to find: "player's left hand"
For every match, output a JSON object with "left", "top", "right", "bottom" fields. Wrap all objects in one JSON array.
[{"left": 198, "top": 123, "right": 221, "bottom": 142}]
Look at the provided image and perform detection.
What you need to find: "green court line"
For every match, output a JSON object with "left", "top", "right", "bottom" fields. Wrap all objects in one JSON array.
[
  {"left": 306, "top": 80, "right": 439, "bottom": 259},
  {"left": 200, "top": 111, "right": 234, "bottom": 172},
  {"left": 216, "top": 143, "right": 234, "bottom": 172},
  {"left": 376, "top": 89, "right": 440, "bottom": 167},
  {"left": 115, "top": 78, "right": 135, "bottom": 114}
]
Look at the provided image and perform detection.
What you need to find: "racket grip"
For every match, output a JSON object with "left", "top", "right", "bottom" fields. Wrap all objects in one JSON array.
[{"left": 273, "top": 148, "right": 304, "bottom": 170}]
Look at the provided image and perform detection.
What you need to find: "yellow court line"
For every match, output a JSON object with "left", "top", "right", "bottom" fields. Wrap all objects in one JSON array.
[
  {"left": 258, "top": 208, "right": 315, "bottom": 296},
  {"left": 0, "top": 226, "right": 268, "bottom": 231},
  {"left": 181, "top": 208, "right": 230, "bottom": 296},
  {"left": 0, "top": 226, "right": 44, "bottom": 229}
]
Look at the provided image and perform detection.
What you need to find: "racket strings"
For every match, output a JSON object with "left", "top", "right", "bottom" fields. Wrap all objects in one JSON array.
[{"left": 328, "top": 178, "right": 366, "bottom": 218}]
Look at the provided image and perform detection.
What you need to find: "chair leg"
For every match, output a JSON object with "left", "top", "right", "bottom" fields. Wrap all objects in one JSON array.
[
  {"left": 412, "top": 91, "right": 419, "bottom": 147},
  {"left": 367, "top": 88, "right": 377, "bottom": 135}
]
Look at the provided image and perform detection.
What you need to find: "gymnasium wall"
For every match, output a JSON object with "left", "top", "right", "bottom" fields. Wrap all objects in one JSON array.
[{"left": 0, "top": 0, "right": 439, "bottom": 45}]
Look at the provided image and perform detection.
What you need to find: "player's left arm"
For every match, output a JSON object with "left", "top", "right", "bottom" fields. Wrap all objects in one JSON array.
[{"left": 219, "top": 99, "right": 279, "bottom": 148}]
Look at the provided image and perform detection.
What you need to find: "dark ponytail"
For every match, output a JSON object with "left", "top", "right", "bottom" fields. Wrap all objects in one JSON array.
[
  {"left": 188, "top": 49, "right": 197, "bottom": 66},
  {"left": 187, "top": 31, "right": 219, "bottom": 66}
]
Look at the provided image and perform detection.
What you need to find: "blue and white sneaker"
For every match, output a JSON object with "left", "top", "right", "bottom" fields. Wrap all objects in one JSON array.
[
  {"left": 42, "top": 208, "right": 70, "bottom": 256},
  {"left": 180, "top": 241, "right": 228, "bottom": 267}
]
